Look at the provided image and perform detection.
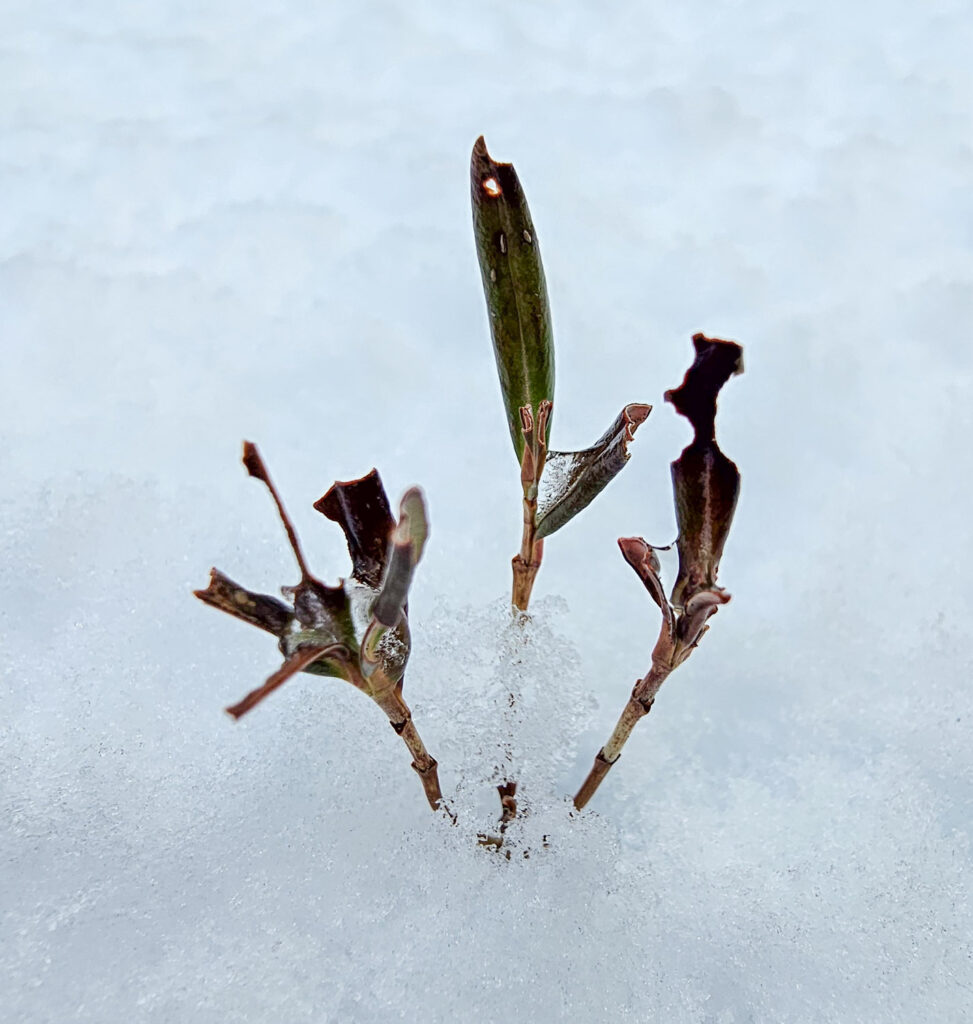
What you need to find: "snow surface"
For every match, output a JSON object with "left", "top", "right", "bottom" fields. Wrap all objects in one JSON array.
[{"left": 3, "top": 1, "right": 972, "bottom": 1021}]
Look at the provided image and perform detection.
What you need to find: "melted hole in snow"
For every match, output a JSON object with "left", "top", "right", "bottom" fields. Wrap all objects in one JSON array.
[{"left": 482, "top": 177, "right": 501, "bottom": 197}]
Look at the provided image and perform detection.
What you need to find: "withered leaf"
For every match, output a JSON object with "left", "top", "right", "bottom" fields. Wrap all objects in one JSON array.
[
  {"left": 670, "top": 441, "right": 740, "bottom": 608},
  {"left": 534, "top": 403, "right": 651, "bottom": 539},
  {"left": 194, "top": 568, "right": 292, "bottom": 636},
  {"left": 666, "top": 334, "right": 742, "bottom": 608},
  {"left": 617, "top": 537, "right": 675, "bottom": 634},
  {"left": 665, "top": 333, "right": 743, "bottom": 443},
  {"left": 314, "top": 469, "right": 395, "bottom": 589}
]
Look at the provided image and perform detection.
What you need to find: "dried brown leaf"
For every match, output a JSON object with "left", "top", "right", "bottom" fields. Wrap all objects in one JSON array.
[{"left": 314, "top": 469, "right": 395, "bottom": 589}]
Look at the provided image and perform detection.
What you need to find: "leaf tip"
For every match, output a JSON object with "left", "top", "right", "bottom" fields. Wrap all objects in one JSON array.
[
  {"left": 470, "top": 136, "right": 510, "bottom": 199},
  {"left": 395, "top": 486, "right": 429, "bottom": 559},
  {"left": 241, "top": 440, "right": 266, "bottom": 480},
  {"left": 622, "top": 402, "right": 652, "bottom": 443},
  {"left": 617, "top": 535, "right": 651, "bottom": 562}
]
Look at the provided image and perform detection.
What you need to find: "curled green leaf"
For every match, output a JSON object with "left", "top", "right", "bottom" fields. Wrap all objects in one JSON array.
[
  {"left": 372, "top": 487, "right": 428, "bottom": 628},
  {"left": 534, "top": 403, "right": 651, "bottom": 539},
  {"left": 471, "top": 136, "right": 555, "bottom": 461},
  {"left": 363, "top": 488, "right": 428, "bottom": 679}
]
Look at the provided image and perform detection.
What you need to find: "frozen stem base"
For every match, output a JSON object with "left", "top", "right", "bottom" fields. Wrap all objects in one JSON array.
[{"left": 511, "top": 549, "right": 542, "bottom": 612}]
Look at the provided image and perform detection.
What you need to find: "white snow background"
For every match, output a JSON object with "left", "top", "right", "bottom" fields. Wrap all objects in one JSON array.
[{"left": 2, "top": 1, "right": 971, "bottom": 1021}]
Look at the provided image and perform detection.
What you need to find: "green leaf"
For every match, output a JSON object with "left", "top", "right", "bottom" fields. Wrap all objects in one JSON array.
[
  {"left": 470, "top": 136, "right": 555, "bottom": 461},
  {"left": 534, "top": 403, "right": 651, "bottom": 539}
]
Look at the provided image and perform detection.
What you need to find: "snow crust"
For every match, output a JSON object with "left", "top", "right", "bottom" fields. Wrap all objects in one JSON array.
[{"left": 2, "top": 0, "right": 972, "bottom": 1020}]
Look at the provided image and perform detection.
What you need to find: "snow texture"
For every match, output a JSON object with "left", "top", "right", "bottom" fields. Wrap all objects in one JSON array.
[{"left": 2, "top": 1, "right": 972, "bottom": 1021}]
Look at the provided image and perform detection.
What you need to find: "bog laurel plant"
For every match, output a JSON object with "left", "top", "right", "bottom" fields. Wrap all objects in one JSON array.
[
  {"left": 195, "top": 138, "right": 742, "bottom": 823},
  {"left": 573, "top": 333, "right": 742, "bottom": 809},
  {"left": 195, "top": 445, "right": 443, "bottom": 810}
]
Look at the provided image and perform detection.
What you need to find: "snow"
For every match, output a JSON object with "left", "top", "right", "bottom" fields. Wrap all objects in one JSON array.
[{"left": 2, "top": 0, "right": 972, "bottom": 1021}]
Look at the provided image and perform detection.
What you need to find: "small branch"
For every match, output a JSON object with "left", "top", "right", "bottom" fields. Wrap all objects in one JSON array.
[
  {"left": 511, "top": 536, "right": 543, "bottom": 612},
  {"left": 242, "top": 442, "right": 314, "bottom": 582},
  {"left": 226, "top": 645, "right": 335, "bottom": 719},
  {"left": 511, "top": 401, "right": 550, "bottom": 612},
  {"left": 573, "top": 662, "right": 671, "bottom": 810},
  {"left": 372, "top": 686, "right": 444, "bottom": 811},
  {"left": 574, "top": 334, "right": 744, "bottom": 811},
  {"left": 573, "top": 751, "right": 614, "bottom": 812}
]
